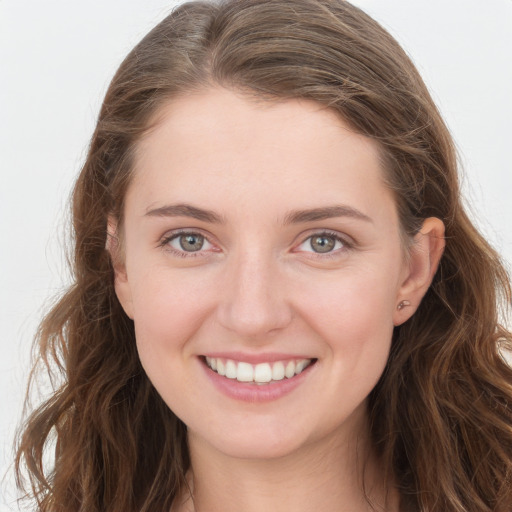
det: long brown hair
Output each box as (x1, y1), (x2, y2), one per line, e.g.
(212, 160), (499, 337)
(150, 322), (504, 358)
(15, 1), (512, 511)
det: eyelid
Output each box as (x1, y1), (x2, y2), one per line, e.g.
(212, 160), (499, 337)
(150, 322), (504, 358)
(158, 228), (220, 257)
(157, 227), (354, 258)
(293, 229), (354, 255)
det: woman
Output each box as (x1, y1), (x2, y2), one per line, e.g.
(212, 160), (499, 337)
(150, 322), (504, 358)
(15, 1), (512, 511)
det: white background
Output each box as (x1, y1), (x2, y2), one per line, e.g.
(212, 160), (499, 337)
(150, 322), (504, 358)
(1, 1), (511, 509)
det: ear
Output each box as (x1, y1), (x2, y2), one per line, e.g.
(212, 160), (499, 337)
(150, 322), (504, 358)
(106, 217), (134, 319)
(393, 217), (445, 326)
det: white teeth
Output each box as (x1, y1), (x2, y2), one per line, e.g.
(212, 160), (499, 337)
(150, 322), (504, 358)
(295, 360), (306, 374)
(272, 361), (285, 381)
(237, 362), (254, 382)
(205, 357), (313, 383)
(285, 361), (295, 379)
(254, 363), (272, 383)
(217, 359), (226, 376)
(225, 360), (237, 379)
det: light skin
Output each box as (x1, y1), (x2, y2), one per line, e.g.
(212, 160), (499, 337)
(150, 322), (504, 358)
(111, 87), (445, 512)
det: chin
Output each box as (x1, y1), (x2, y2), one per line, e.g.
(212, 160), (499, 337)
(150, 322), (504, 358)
(207, 438), (307, 461)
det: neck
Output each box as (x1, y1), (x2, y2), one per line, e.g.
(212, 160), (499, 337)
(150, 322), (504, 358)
(178, 418), (398, 512)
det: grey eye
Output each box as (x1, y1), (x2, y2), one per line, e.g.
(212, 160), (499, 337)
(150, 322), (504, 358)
(310, 235), (336, 253)
(178, 233), (205, 252)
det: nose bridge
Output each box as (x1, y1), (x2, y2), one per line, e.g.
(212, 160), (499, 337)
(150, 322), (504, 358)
(217, 244), (292, 338)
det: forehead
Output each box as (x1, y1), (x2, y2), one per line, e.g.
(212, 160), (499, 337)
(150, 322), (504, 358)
(128, 87), (394, 223)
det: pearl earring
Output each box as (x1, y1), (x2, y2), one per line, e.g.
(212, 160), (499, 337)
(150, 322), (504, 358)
(397, 300), (411, 310)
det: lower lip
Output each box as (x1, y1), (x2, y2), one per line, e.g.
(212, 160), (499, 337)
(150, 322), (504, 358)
(200, 358), (315, 403)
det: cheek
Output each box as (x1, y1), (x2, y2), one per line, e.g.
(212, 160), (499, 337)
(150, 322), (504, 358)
(294, 265), (399, 371)
(130, 271), (211, 367)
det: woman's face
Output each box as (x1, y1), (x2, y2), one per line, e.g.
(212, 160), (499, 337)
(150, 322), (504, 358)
(114, 88), (424, 460)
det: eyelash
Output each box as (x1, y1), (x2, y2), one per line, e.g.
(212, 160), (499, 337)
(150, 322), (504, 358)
(294, 230), (352, 258)
(158, 229), (353, 258)
(158, 229), (215, 258)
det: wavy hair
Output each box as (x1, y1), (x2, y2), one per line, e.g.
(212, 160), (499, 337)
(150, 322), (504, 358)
(15, 1), (512, 511)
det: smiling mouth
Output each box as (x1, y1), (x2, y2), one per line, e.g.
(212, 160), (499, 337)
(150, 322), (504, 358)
(203, 356), (316, 385)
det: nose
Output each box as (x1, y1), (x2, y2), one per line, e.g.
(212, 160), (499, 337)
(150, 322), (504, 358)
(216, 249), (293, 339)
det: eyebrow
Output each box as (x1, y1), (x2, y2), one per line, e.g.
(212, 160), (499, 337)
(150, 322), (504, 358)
(144, 203), (225, 223)
(283, 205), (373, 225)
(144, 202), (372, 225)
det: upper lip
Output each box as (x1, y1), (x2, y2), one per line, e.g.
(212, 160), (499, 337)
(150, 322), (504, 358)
(201, 351), (315, 364)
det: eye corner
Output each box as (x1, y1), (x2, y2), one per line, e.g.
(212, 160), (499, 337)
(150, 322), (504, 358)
(292, 230), (354, 258)
(158, 229), (220, 258)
